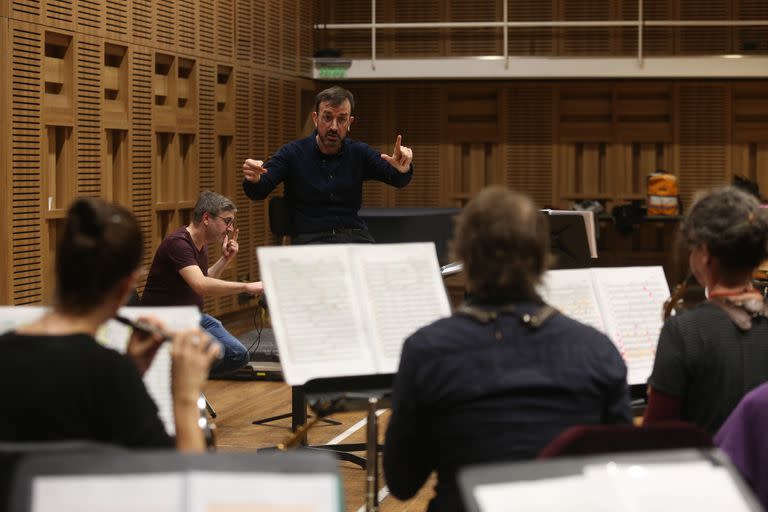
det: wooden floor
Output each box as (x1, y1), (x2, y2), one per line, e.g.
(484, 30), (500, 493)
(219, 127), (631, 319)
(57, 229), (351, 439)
(203, 378), (435, 512)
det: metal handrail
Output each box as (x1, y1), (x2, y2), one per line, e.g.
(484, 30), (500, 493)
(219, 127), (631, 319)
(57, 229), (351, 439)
(315, 0), (768, 70)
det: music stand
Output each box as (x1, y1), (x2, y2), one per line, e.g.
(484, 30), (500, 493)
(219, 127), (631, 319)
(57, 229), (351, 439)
(543, 213), (592, 269)
(304, 374), (394, 512)
(458, 449), (763, 512)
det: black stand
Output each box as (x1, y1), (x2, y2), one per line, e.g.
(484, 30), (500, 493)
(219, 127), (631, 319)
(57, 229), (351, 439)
(252, 386), (342, 430)
(302, 375), (392, 495)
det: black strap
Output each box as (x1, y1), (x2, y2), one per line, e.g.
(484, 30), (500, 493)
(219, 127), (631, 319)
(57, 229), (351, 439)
(455, 303), (558, 329)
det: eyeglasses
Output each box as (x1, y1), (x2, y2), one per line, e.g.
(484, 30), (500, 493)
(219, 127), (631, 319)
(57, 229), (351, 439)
(210, 213), (235, 227)
(319, 113), (350, 127)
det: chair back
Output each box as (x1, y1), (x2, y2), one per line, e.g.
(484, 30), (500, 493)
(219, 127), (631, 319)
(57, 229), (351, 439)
(268, 196), (294, 245)
(538, 421), (712, 459)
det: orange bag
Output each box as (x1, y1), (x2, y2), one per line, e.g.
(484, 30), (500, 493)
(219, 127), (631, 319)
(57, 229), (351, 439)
(647, 171), (679, 216)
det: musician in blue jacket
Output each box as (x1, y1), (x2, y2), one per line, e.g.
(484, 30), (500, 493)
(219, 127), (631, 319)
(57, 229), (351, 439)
(383, 186), (632, 512)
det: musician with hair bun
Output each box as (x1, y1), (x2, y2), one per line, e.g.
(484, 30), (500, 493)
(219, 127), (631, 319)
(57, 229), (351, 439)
(645, 185), (768, 433)
(383, 186), (631, 512)
(0, 197), (219, 451)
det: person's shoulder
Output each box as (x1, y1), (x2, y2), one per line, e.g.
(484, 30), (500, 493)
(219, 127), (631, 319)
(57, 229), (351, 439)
(403, 314), (480, 353)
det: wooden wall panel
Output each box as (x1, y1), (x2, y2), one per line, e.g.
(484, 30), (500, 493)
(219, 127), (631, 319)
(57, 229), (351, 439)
(198, 0), (214, 55)
(678, 0), (730, 55)
(178, 0), (196, 53)
(559, 0), (614, 56)
(10, 0), (41, 20)
(505, 85), (554, 207)
(75, 36), (102, 197)
(736, 0), (768, 55)
(104, 0), (128, 39)
(392, 0), (441, 57)
(508, 0), (553, 56)
(678, 84), (729, 209)
(131, 0), (151, 41)
(216, 0), (233, 59)
(317, 0), (381, 59)
(130, 49), (153, 280)
(280, 0), (298, 73)
(353, 84), (390, 208)
(236, 0), (252, 62)
(77, 0), (103, 35)
(447, 0), (501, 56)
(10, 21), (43, 304)
(0, 17), (9, 302)
(391, 85), (441, 207)
(153, 0), (176, 49)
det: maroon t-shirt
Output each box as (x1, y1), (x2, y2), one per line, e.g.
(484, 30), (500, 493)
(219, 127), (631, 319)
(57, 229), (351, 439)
(141, 226), (207, 311)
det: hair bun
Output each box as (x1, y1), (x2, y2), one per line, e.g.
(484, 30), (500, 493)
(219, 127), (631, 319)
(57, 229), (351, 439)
(69, 198), (105, 238)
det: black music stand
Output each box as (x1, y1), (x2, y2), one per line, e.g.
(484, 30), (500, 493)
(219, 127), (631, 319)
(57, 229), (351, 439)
(543, 212), (592, 269)
(303, 374), (394, 512)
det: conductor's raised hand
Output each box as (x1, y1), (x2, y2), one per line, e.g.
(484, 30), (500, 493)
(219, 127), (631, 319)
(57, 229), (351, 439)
(222, 228), (239, 260)
(380, 135), (413, 173)
(243, 159), (267, 183)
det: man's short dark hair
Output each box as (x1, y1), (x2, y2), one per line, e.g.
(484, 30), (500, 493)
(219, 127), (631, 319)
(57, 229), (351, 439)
(452, 186), (550, 302)
(314, 85), (354, 113)
(192, 191), (236, 224)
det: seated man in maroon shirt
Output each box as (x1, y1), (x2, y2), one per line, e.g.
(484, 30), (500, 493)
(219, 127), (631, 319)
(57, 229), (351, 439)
(142, 191), (263, 377)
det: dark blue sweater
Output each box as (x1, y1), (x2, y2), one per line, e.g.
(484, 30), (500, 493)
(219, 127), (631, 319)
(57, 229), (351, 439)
(242, 133), (413, 234)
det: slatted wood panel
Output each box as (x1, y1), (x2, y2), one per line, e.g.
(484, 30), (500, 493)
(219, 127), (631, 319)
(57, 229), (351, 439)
(131, 0), (151, 41)
(77, 0), (103, 34)
(619, 0), (674, 56)
(559, 0), (614, 55)
(319, 0), (382, 58)
(505, 85), (554, 207)
(353, 84), (390, 208)
(508, 0), (553, 56)
(178, 0), (196, 53)
(105, 0), (128, 38)
(678, 0), (729, 55)
(235, 0), (252, 62)
(678, 84), (729, 208)
(10, 22), (43, 304)
(45, 0), (73, 27)
(392, 0), (441, 57)
(234, 69), (259, 282)
(130, 49), (154, 278)
(298, 0), (314, 75)
(391, 86), (441, 207)
(280, 0), (298, 73)
(198, 0), (214, 55)
(615, 83), (673, 142)
(448, 0), (501, 56)
(265, 1), (280, 69)
(558, 85), (613, 142)
(732, 143), (768, 195)
(75, 36), (102, 196)
(736, 0), (768, 55)
(732, 84), (768, 143)
(0, 18), (8, 302)
(11, 0), (41, 19)
(153, 0), (175, 48)
(216, 0), (234, 59)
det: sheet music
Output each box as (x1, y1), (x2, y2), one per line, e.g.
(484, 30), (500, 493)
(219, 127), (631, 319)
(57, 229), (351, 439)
(539, 266), (669, 385)
(186, 472), (339, 512)
(100, 306), (201, 435)
(591, 267), (669, 386)
(0, 306), (46, 334)
(258, 245), (376, 385)
(473, 461), (752, 512)
(539, 270), (606, 333)
(32, 474), (183, 512)
(257, 243), (451, 385)
(353, 243), (451, 372)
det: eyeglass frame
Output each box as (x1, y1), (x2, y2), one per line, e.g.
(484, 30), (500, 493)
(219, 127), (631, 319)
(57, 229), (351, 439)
(209, 212), (235, 227)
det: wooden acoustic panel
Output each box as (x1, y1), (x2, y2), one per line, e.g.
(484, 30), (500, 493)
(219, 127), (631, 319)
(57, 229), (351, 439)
(10, 21), (43, 304)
